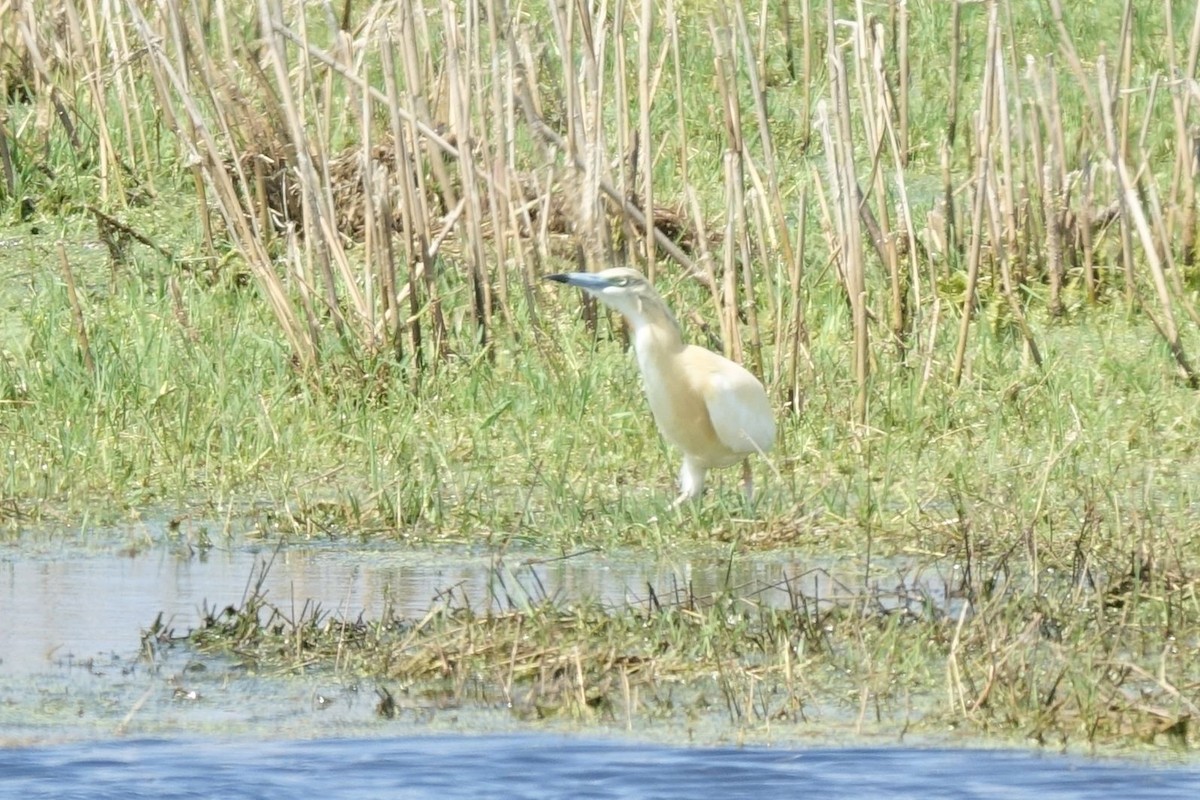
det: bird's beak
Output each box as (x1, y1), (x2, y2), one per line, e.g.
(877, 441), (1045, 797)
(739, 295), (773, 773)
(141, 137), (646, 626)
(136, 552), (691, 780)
(544, 272), (612, 292)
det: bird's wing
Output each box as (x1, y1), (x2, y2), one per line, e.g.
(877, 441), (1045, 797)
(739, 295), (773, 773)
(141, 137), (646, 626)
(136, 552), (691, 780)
(702, 364), (776, 455)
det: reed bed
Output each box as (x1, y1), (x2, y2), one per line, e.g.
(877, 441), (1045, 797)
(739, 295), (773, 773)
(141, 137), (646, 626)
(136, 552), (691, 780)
(161, 547), (1198, 749)
(6, 0), (1199, 399)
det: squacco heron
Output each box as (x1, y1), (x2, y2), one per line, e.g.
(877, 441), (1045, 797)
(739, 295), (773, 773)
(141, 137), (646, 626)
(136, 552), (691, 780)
(546, 267), (775, 506)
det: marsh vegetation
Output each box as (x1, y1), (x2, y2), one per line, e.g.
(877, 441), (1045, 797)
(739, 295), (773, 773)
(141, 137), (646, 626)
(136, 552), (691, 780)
(2, 0), (1199, 751)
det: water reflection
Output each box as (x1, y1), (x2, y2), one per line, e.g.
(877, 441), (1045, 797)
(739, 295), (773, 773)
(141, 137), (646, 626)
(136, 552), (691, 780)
(1, 532), (952, 676)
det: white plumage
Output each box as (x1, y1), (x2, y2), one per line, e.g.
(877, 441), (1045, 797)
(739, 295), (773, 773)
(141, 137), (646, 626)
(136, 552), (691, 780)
(546, 267), (776, 506)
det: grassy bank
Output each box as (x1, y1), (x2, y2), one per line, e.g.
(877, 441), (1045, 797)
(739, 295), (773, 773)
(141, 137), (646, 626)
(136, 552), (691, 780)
(4, 217), (1196, 556)
(2, 0), (1199, 749)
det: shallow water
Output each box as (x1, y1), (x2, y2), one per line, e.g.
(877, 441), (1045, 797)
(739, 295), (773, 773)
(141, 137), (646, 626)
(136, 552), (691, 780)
(2, 734), (1198, 799)
(1, 520), (1194, 795)
(0, 521), (954, 742)
(0, 528), (948, 677)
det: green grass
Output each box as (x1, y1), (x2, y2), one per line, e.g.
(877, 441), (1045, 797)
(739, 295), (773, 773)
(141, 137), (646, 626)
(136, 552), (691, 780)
(2, 211), (1197, 557)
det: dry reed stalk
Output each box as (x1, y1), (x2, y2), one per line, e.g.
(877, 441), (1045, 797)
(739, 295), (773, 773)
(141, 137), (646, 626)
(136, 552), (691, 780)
(440, 0), (491, 349)
(781, 0), (795, 81)
(1078, 160), (1098, 304)
(15, 7), (82, 153)
(1045, 0), (1097, 118)
(477, 0), (514, 333)
(665, 0), (689, 191)
(567, 0), (615, 274)
(1028, 58), (1064, 316)
(991, 24), (1022, 289)
(381, 33), (425, 370)
(358, 85), (397, 362)
(946, 0), (962, 150)
(862, 14), (905, 351)
(1135, 89), (1200, 331)
(1144, 161), (1200, 329)
(685, 185), (729, 352)
(939, 141), (954, 279)
(266, 0), (364, 347)
(1042, 159), (1065, 318)
(68, 0), (121, 204)
(392, 7), (449, 364)
(376, 38), (415, 367)
(101, 0), (152, 193)
(1097, 57), (1199, 388)
(722, 155), (744, 366)
(637, 0), (655, 279)
(127, 0), (316, 368)
(1171, 1), (1200, 265)
(851, 2), (879, 156)
(896, 0), (909, 165)
(715, 9), (763, 371)
(735, 1), (794, 274)
(58, 242), (95, 378)
(712, 16), (747, 364)
(785, 184), (811, 415)
(800, 0), (813, 152)
(612, 0), (635, 271)
(512, 62), (699, 278)
(942, 1), (962, 260)
(824, 0), (869, 424)
(879, 82), (920, 342)
(1090, 64), (1137, 307)
(1117, 0), (1134, 157)
(952, 0), (999, 387)
(916, 295), (940, 405)
(986, 153), (1043, 369)
(0, 107), (12, 197)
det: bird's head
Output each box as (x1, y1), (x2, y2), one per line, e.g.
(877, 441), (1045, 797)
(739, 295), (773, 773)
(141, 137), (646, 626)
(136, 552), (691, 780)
(544, 267), (662, 322)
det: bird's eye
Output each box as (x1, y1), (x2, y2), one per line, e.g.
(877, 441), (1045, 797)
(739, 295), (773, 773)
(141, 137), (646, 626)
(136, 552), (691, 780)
(613, 277), (628, 287)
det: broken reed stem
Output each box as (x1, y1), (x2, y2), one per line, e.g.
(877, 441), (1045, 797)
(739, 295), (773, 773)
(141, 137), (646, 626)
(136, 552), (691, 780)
(1042, 157), (1065, 318)
(58, 242), (96, 378)
(1097, 56), (1199, 388)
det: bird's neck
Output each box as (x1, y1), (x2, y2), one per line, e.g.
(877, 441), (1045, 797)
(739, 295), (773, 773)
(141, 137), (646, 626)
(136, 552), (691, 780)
(626, 301), (685, 364)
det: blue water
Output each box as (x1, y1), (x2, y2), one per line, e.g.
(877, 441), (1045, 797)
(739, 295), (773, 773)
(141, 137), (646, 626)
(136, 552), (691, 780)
(0, 735), (1197, 799)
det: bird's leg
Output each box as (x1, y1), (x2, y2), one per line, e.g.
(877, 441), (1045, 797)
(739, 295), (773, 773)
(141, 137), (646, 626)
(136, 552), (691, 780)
(741, 459), (754, 503)
(672, 457), (707, 508)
